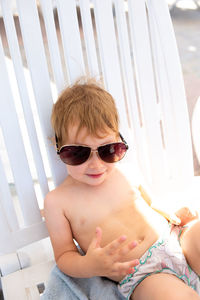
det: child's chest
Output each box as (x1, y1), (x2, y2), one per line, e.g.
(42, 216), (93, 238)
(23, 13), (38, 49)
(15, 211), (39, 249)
(66, 184), (139, 237)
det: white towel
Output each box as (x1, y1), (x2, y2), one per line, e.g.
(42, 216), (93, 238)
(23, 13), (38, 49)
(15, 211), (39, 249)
(41, 265), (126, 300)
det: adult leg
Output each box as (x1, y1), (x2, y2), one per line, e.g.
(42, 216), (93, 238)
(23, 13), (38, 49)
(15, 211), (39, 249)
(131, 273), (200, 300)
(180, 220), (200, 275)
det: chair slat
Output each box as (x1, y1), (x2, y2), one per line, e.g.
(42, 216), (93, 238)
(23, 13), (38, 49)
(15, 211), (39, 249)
(0, 219), (48, 253)
(1, 0), (49, 198)
(93, 0), (129, 135)
(147, 0), (194, 179)
(13, 221), (49, 254)
(114, 0), (150, 176)
(128, 0), (166, 189)
(0, 199), (17, 253)
(56, 0), (86, 83)
(0, 37), (41, 226)
(147, 2), (179, 180)
(79, 0), (99, 77)
(16, 0), (67, 187)
(114, 0), (138, 129)
(40, 0), (65, 93)
(0, 157), (19, 231)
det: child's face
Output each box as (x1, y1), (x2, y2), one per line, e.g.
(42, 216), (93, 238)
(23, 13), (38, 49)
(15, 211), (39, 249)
(63, 125), (118, 186)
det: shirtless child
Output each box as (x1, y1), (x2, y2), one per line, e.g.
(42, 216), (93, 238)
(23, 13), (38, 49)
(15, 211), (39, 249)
(44, 79), (200, 300)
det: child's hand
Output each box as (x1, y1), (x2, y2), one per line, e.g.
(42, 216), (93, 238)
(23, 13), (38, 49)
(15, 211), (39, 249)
(85, 227), (139, 278)
(175, 207), (199, 226)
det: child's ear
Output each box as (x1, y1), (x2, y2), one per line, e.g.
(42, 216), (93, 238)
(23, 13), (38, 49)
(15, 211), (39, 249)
(48, 136), (56, 146)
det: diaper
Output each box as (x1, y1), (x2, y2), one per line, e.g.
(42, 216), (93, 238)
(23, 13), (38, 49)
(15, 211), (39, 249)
(118, 225), (200, 299)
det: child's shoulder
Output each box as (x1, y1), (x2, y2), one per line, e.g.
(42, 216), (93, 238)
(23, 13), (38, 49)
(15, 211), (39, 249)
(44, 176), (74, 206)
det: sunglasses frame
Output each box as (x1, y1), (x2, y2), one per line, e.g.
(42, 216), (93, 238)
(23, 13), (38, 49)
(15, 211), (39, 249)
(55, 133), (129, 165)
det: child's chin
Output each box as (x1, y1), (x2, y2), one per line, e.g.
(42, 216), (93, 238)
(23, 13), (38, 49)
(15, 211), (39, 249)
(85, 175), (106, 186)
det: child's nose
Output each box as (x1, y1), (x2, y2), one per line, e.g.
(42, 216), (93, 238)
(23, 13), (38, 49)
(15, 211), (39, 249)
(88, 151), (103, 167)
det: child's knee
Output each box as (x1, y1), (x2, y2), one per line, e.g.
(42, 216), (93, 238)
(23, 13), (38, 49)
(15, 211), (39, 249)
(182, 289), (200, 300)
(171, 289), (199, 300)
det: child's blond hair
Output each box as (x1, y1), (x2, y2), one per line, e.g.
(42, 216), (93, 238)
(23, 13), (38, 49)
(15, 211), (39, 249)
(51, 79), (119, 147)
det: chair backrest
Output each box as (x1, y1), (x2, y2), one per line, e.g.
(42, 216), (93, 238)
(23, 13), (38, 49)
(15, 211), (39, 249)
(0, 0), (194, 253)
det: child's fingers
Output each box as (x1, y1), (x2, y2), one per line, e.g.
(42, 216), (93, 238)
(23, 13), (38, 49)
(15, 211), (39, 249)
(90, 227), (102, 248)
(118, 241), (138, 257)
(95, 227), (102, 248)
(105, 235), (127, 255)
(169, 214), (181, 225)
(114, 259), (139, 276)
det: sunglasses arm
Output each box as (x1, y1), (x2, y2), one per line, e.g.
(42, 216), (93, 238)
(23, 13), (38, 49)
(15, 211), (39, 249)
(55, 134), (60, 154)
(119, 133), (129, 149)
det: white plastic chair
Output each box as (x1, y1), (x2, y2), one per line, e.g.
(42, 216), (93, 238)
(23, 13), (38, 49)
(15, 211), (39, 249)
(0, 0), (199, 299)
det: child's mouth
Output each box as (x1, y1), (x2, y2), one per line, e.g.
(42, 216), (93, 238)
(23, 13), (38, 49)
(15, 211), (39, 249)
(86, 173), (104, 178)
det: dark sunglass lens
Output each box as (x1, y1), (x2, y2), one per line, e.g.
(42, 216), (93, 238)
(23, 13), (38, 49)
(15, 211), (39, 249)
(98, 143), (127, 163)
(59, 146), (91, 165)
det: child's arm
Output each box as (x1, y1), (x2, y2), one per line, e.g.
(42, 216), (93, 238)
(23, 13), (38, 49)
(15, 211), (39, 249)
(138, 184), (198, 225)
(44, 193), (86, 276)
(44, 193), (138, 278)
(138, 184), (181, 225)
(118, 163), (179, 223)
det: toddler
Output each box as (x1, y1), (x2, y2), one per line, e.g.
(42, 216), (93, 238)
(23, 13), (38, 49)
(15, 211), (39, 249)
(45, 79), (200, 300)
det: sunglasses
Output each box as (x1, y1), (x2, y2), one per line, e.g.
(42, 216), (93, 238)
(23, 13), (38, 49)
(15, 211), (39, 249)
(55, 133), (128, 165)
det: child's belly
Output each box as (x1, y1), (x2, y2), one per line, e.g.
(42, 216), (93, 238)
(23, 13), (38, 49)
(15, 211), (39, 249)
(98, 200), (169, 282)
(105, 220), (168, 282)
(74, 196), (169, 282)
